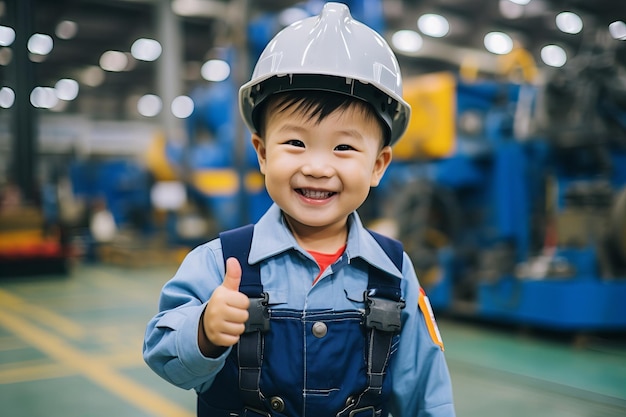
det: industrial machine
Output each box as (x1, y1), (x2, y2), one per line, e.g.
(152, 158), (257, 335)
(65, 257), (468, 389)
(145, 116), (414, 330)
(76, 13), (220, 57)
(0, 192), (71, 277)
(380, 59), (626, 331)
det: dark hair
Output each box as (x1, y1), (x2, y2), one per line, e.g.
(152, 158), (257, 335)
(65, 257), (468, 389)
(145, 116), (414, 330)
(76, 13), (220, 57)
(254, 90), (388, 144)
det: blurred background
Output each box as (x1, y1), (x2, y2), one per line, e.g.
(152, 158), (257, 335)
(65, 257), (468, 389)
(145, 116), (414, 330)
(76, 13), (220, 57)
(0, 0), (625, 416)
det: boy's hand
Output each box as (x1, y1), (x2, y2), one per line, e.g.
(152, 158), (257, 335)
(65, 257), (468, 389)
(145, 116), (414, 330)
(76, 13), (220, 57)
(199, 257), (250, 355)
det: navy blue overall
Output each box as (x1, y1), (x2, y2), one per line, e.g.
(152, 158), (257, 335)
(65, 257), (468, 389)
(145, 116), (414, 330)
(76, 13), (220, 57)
(197, 225), (405, 417)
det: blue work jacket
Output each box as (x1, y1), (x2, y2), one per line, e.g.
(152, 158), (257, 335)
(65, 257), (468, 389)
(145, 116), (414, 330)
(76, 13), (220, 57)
(143, 203), (455, 417)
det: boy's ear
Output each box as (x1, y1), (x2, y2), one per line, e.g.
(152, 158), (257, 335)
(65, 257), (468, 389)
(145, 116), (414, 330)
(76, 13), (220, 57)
(370, 145), (393, 187)
(251, 133), (267, 174)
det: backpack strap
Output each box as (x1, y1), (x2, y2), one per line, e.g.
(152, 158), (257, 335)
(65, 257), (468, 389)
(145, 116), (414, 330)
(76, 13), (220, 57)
(219, 224), (270, 415)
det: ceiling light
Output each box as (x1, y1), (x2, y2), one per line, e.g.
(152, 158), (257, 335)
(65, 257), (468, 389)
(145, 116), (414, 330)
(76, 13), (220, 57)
(151, 181), (186, 210)
(499, 0), (524, 19)
(80, 66), (105, 87)
(556, 12), (583, 34)
(123, 53), (137, 71)
(171, 95), (194, 118)
(131, 38), (162, 61)
(201, 59), (230, 82)
(0, 25), (15, 46)
(0, 86), (15, 108)
(541, 44), (567, 67)
(29, 53), (47, 63)
(55, 20), (78, 40)
(391, 30), (423, 53)
(55, 78), (79, 101)
(172, 0), (227, 17)
(417, 14), (449, 38)
(27, 33), (53, 55)
(137, 94), (162, 117)
(0, 47), (11, 65)
(278, 7), (309, 27)
(50, 100), (68, 112)
(609, 21), (626, 40)
(30, 86), (59, 109)
(484, 32), (513, 55)
(509, 0), (531, 5)
(99, 50), (128, 72)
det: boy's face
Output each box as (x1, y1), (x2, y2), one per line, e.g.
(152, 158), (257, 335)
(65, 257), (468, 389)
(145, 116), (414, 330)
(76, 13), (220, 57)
(251, 100), (392, 236)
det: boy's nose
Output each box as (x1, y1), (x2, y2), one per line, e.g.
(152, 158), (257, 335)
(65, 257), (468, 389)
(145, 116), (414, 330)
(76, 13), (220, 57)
(301, 154), (335, 178)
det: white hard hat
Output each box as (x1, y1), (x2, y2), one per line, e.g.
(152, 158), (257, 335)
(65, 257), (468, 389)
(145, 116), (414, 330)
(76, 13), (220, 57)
(239, 2), (411, 145)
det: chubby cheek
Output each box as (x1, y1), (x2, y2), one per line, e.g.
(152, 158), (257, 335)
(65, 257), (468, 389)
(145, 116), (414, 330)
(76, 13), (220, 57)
(263, 158), (293, 191)
(357, 159), (383, 187)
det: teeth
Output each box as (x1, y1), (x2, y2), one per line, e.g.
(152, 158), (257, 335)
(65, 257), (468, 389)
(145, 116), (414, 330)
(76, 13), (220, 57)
(300, 189), (333, 199)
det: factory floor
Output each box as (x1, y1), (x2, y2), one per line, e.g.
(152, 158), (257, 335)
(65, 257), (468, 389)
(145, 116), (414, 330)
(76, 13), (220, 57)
(1, 261), (625, 417)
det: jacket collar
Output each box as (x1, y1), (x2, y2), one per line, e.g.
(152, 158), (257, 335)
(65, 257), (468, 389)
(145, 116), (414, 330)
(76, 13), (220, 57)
(249, 203), (402, 279)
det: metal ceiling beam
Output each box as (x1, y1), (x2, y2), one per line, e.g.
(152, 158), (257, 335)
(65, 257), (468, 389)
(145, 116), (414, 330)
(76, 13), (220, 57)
(7, 0), (37, 202)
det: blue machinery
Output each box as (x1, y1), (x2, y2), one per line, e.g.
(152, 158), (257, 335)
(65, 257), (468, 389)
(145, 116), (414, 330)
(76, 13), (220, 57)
(382, 70), (626, 331)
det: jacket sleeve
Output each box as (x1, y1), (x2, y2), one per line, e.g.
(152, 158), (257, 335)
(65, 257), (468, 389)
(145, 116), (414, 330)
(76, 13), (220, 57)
(389, 252), (456, 417)
(142, 240), (231, 392)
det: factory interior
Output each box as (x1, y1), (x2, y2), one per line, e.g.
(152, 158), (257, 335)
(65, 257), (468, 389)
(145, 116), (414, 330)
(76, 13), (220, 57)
(1, 0), (626, 416)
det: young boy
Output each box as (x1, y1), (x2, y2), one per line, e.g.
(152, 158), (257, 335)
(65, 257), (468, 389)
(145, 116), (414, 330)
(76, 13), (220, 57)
(143, 3), (455, 416)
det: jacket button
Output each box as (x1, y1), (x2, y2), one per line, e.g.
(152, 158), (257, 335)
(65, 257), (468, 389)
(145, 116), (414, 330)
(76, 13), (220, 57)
(270, 396), (285, 412)
(312, 321), (327, 338)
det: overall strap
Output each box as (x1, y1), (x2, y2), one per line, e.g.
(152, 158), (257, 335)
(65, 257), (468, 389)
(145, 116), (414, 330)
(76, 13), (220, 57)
(341, 231), (405, 417)
(220, 224), (262, 297)
(368, 230), (403, 272)
(367, 230), (403, 301)
(219, 225), (270, 416)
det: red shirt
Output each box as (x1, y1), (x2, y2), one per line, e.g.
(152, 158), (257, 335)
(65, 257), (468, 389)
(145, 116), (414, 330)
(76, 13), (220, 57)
(308, 245), (346, 285)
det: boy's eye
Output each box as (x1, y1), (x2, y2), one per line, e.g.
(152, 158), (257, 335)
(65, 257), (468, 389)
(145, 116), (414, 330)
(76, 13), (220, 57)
(335, 144), (355, 151)
(285, 139), (305, 147)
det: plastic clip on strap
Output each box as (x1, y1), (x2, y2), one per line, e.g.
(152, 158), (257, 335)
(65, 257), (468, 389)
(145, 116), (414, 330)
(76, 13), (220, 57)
(364, 293), (405, 333)
(246, 292), (270, 333)
(363, 291), (405, 393)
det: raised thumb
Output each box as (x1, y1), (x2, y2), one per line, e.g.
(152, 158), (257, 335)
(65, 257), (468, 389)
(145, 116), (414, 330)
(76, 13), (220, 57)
(222, 257), (242, 291)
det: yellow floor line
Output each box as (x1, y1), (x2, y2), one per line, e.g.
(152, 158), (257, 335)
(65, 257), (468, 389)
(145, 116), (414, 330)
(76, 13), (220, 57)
(88, 268), (169, 302)
(0, 349), (146, 384)
(0, 308), (194, 417)
(0, 361), (76, 384)
(0, 335), (27, 351)
(0, 289), (85, 340)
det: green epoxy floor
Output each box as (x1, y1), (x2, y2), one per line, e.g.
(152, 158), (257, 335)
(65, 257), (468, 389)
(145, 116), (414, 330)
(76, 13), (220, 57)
(1, 263), (625, 417)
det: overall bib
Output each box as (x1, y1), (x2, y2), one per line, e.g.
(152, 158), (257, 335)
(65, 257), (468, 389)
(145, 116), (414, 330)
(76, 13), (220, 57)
(197, 225), (405, 417)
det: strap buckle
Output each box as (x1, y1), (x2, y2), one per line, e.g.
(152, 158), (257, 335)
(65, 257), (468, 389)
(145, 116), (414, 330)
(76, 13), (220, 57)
(364, 292), (405, 333)
(245, 292), (270, 333)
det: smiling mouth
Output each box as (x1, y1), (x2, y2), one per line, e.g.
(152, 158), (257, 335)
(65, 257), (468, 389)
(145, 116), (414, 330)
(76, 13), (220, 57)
(296, 188), (335, 199)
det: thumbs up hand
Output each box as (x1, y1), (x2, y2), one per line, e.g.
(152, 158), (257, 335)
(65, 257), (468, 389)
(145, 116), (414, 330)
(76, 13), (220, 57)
(200, 257), (250, 354)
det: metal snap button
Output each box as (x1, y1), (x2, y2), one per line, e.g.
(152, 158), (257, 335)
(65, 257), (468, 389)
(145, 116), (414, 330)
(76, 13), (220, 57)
(312, 321), (328, 338)
(270, 396), (285, 412)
